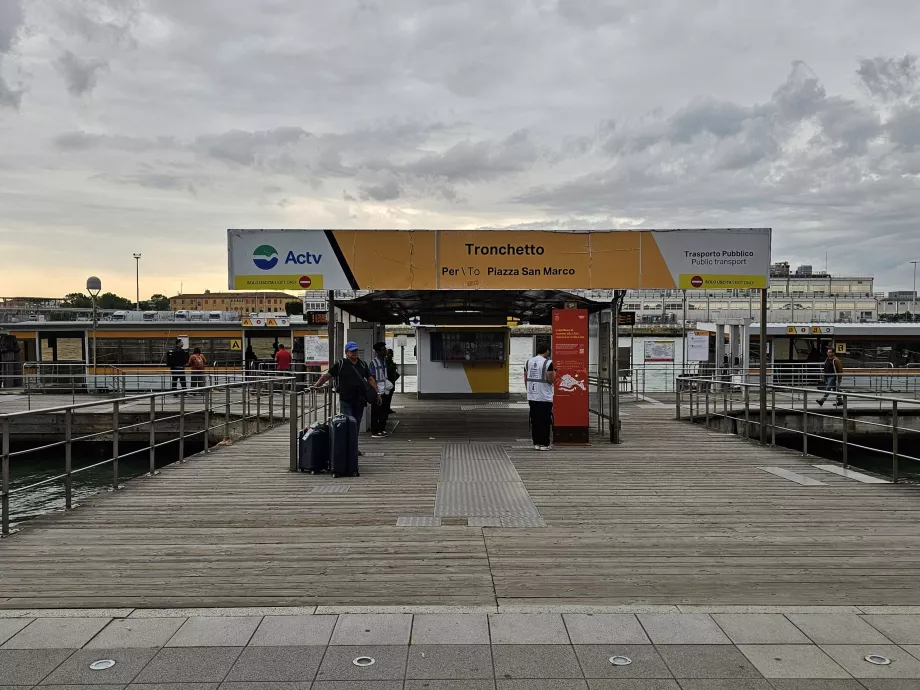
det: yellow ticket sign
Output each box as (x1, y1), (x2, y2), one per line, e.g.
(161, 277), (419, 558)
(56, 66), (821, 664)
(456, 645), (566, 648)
(230, 340), (242, 351)
(836, 343), (847, 354)
(228, 228), (771, 290)
(241, 318), (252, 327)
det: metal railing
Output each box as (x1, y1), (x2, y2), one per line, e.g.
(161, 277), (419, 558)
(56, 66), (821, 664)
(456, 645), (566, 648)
(676, 374), (920, 483)
(0, 375), (337, 536)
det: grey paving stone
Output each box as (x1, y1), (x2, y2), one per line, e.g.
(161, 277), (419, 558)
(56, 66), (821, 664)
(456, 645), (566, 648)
(127, 685), (219, 690)
(768, 681), (867, 689)
(220, 681), (311, 690)
(821, 644), (920, 679)
(126, 684), (219, 690)
(87, 618), (187, 649)
(0, 648), (75, 685)
(901, 644), (920, 661)
(711, 614), (811, 644)
(411, 614), (490, 644)
(586, 682), (677, 690)
(315, 646), (408, 681)
(786, 614), (892, 645)
(41, 685), (128, 690)
(862, 616), (920, 644)
(492, 645), (583, 679)
(133, 647), (243, 684)
(736, 645), (850, 679)
(249, 615), (337, 646)
(406, 644), (493, 679)
(223, 645), (325, 682)
(490, 615), (570, 644)
(330, 615), (412, 646)
(1, 617), (109, 649)
(41, 648), (157, 685)
(859, 680), (920, 689)
(655, 645), (762, 679)
(636, 615), (730, 645)
(312, 680), (403, 690)
(563, 615), (650, 645)
(0, 619), (32, 646)
(675, 681), (773, 690)
(573, 644), (672, 679)
(165, 617), (261, 648)
(499, 682), (588, 690)
(406, 681), (495, 690)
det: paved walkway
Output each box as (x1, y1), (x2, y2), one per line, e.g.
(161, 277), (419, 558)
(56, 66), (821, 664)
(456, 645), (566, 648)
(3, 398), (920, 610)
(3, 608), (920, 687)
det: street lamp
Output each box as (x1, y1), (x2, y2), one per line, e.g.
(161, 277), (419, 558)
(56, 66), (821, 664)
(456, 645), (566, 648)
(86, 276), (102, 370)
(133, 253), (142, 311)
(911, 261), (918, 322)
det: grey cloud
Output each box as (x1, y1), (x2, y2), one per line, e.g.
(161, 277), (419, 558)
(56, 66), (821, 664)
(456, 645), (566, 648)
(54, 0), (140, 47)
(668, 98), (755, 143)
(55, 51), (108, 97)
(858, 55), (918, 100)
(555, 0), (628, 28)
(195, 127), (312, 166)
(94, 172), (198, 194)
(53, 131), (177, 151)
(887, 105), (920, 151)
(0, 0), (24, 109)
(398, 129), (541, 182)
(359, 178), (401, 201)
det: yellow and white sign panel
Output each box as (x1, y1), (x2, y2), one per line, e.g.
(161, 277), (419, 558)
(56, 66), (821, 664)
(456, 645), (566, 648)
(228, 228), (771, 290)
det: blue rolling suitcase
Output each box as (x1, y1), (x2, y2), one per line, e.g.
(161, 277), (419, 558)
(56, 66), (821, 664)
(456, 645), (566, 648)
(299, 424), (329, 474)
(329, 414), (360, 478)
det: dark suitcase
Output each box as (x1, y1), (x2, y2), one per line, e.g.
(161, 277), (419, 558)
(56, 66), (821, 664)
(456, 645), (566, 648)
(299, 424), (329, 474)
(329, 414), (360, 478)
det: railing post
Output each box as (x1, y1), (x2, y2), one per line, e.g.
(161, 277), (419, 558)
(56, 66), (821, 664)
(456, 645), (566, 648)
(112, 400), (120, 490)
(256, 381), (262, 433)
(705, 388), (710, 429)
(149, 396), (156, 475)
(281, 380), (287, 421)
(770, 388), (776, 446)
(289, 383), (298, 473)
(688, 386), (694, 423)
(65, 408), (73, 509)
(2, 418), (10, 536)
(744, 385), (750, 440)
(842, 394), (848, 471)
(802, 390), (808, 456)
(204, 388), (210, 454)
(268, 379), (275, 428)
(224, 383), (231, 441)
(179, 391), (186, 462)
(675, 379), (681, 421)
(242, 382), (249, 437)
(892, 400), (899, 484)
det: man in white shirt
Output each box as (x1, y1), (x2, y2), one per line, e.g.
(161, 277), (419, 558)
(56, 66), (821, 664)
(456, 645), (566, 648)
(524, 344), (556, 451)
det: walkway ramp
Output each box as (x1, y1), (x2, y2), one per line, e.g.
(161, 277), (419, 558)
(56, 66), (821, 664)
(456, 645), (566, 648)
(2, 399), (920, 609)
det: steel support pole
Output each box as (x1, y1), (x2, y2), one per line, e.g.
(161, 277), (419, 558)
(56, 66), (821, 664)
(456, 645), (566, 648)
(112, 401), (120, 490)
(65, 408), (73, 509)
(149, 396), (156, 474)
(892, 400), (899, 483)
(1, 419), (8, 535)
(204, 389), (210, 454)
(759, 288), (768, 445)
(610, 295), (622, 443)
(179, 392), (186, 461)
(842, 395), (848, 470)
(290, 384), (299, 472)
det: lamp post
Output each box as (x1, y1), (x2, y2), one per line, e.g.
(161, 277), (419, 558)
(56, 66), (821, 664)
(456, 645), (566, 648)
(86, 276), (102, 371)
(911, 261), (918, 322)
(133, 253), (142, 311)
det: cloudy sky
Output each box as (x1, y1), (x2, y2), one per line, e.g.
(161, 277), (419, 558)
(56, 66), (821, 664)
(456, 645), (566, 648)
(1, 0), (920, 298)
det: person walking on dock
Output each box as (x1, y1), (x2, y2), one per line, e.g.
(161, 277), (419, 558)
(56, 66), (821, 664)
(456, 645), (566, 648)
(166, 339), (189, 395)
(817, 347), (844, 407)
(369, 342), (393, 438)
(313, 341), (380, 453)
(274, 343), (292, 372)
(188, 347), (207, 390)
(525, 343), (555, 450)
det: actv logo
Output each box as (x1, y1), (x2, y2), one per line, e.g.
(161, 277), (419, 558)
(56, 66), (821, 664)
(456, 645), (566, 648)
(252, 245), (278, 270)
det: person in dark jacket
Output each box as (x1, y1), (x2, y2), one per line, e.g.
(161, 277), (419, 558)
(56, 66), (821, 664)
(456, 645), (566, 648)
(384, 348), (399, 414)
(166, 339), (189, 394)
(817, 347), (844, 406)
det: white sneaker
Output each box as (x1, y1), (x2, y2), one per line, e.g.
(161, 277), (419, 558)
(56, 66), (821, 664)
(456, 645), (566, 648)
(537, 445), (550, 451)
(533, 444), (541, 450)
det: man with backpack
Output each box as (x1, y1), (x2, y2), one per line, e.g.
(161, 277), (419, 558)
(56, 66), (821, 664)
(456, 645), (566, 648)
(166, 339), (189, 395)
(313, 341), (380, 447)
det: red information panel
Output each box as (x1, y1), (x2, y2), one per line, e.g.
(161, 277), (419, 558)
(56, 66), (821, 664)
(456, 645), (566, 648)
(552, 308), (589, 443)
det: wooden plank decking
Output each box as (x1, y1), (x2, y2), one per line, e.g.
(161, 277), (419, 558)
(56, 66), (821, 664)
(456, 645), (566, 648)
(2, 397), (920, 608)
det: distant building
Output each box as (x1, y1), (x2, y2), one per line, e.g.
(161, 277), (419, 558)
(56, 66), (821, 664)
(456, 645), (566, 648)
(170, 290), (294, 313)
(794, 264), (813, 277)
(888, 291), (917, 301)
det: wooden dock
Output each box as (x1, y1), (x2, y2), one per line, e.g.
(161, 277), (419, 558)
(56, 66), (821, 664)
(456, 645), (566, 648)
(2, 397), (920, 609)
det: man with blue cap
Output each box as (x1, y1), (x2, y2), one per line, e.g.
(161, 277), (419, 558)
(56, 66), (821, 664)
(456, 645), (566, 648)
(314, 341), (380, 446)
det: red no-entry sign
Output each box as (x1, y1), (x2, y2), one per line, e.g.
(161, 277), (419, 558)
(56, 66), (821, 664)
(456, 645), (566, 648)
(299, 276), (312, 288)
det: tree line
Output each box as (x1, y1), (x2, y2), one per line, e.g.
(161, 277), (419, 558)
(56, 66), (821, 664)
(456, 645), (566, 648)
(62, 293), (170, 311)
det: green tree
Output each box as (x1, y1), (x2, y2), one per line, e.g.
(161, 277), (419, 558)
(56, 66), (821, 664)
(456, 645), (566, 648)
(285, 300), (304, 316)
(148, 294), (170, 310)
(98, 292), (133, 310)
(62, 292), (92, 308)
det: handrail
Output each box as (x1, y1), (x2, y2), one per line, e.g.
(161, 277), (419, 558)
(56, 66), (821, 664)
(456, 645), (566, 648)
(0, 375), (333, 536)
(676, 373), (920, 483)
